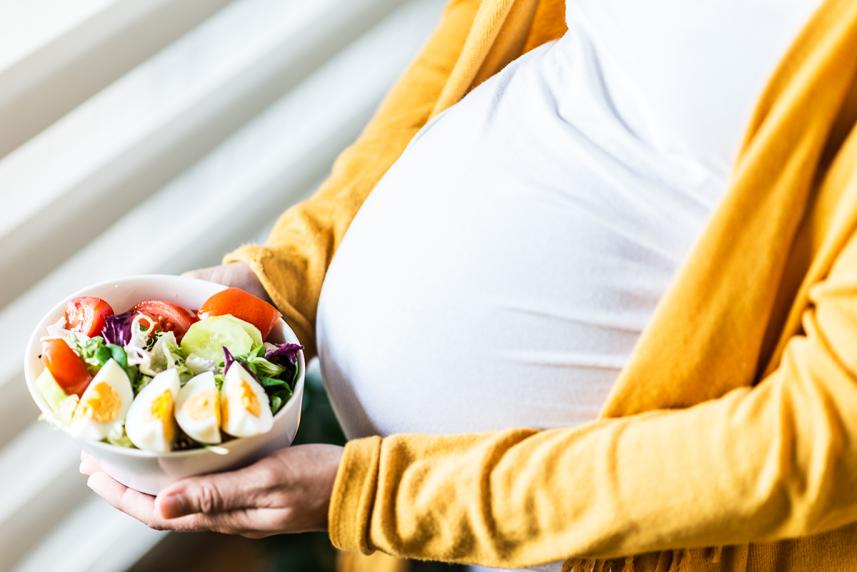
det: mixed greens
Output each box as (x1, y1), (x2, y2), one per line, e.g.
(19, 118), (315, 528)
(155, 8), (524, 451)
(36, 289), (301, 452)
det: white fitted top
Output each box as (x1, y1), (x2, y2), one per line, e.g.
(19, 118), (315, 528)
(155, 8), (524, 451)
(316, 3), (819, 568)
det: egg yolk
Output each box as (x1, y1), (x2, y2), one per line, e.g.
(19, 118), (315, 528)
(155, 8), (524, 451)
(149, 390), (175, 443)
(80, 382), (122, 423)
(240, 380), (261, 417)
(186, 389), (220, 424)
(221, 380), (261, 427)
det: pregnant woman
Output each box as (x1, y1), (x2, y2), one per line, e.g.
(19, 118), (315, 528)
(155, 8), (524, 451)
(83, 0), (857, 570)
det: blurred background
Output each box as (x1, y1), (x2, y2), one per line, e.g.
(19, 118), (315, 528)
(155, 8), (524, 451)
(0, 1), (447, 570)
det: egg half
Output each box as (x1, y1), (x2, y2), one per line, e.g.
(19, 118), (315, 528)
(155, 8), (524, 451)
(175, 371), (221, 445)
(125, 368), (180, 452)
(68, 359), (133, 441)
(221, 363), (273, 438)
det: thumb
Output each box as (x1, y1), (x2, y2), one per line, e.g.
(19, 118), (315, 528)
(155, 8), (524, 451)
(156, 465), (269, 519)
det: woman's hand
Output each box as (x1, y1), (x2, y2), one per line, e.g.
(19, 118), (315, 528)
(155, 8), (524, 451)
(80, 444), (343, 537)
(183, 261), (271, 303)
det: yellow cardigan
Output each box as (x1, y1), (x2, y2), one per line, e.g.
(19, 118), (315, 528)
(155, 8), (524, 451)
(226, 0), (857, 570)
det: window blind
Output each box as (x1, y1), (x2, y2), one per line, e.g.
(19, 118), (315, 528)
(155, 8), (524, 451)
(0, 1), (444, 569)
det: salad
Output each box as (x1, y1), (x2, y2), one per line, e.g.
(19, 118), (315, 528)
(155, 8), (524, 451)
(34, 288), (302, 453)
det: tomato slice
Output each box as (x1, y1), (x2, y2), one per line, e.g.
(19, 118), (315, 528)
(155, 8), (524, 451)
(131, 300), (197, 340)
(65, 297), (114, 337)
(42, 339), (92, 396)
(198, 287), (281, 340)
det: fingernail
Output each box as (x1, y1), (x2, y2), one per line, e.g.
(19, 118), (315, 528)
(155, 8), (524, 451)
(158, 492), (190, 519)
(86, 474), (103, 492)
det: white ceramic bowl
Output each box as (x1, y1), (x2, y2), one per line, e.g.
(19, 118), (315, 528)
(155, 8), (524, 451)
(24, 275), (304, 495)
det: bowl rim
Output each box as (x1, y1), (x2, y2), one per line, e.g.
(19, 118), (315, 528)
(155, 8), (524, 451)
(23, 274), (306, 459)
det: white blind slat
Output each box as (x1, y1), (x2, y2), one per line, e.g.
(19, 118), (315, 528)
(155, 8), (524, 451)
(12, 498), (164, 572)
(0, 0), (234, 158)
(0, 0), (113, 70)
(0, 424), (85, 569)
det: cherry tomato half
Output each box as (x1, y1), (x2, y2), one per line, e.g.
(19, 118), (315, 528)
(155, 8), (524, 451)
(65, 297), (114, 338)
(42, 339), (92, 396)
(131, 300), (197, 340)
(198, 287), (281, 340)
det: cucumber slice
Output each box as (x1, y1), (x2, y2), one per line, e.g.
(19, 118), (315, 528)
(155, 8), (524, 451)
(34, 368), (68, 413)
(180, 315), (262, 363)
(229, 315), (263, 348)
(54, 395), (80, 426)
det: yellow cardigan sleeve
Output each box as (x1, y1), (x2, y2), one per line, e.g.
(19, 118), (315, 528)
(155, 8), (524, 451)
(329, 218), (857, 567)
(224, 0), (482, 359)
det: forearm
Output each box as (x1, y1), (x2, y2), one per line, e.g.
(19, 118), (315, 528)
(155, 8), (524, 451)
(329, 294), (857, 567)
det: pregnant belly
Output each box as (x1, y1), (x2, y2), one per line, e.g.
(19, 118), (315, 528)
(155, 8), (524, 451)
(315, 39), (719, 440)
(315, 146), (703, 439)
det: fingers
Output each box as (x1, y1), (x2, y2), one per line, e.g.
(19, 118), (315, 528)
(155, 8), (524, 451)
(155, 460), (276, 519)
(181, 262), (270, 301)
(86, 471), (244, 533)
(87, 472), (157, 524)
(182, 265), (228, 284)
(82, 449), (297, 536)
(79, 451), (100, 476)
(181, 263), (235, 284)
(181, 268), (210, 280)
(81, 452), (276, 531)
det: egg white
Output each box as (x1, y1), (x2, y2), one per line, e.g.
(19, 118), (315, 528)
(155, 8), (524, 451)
(68, 359), (133, 441)
(175, 371), (222, 445)
(125, 368), (180, 452)
(221, 363), (273, 438)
